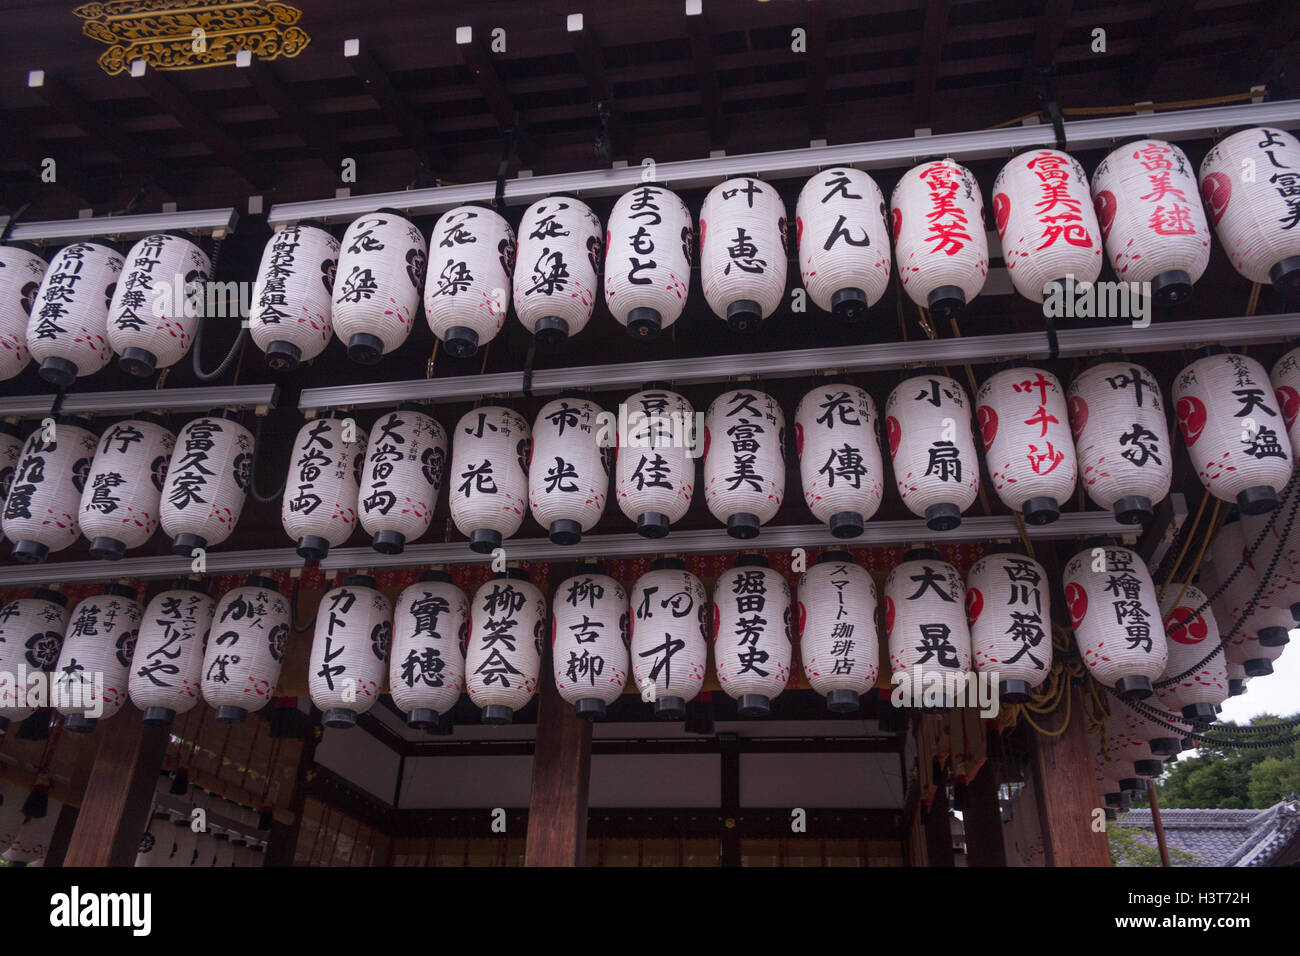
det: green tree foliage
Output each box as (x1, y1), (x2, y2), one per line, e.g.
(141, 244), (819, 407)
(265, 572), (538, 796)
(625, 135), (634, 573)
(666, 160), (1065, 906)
(1152, 713), (1299, 810)
(1108, 825), (1202, 866)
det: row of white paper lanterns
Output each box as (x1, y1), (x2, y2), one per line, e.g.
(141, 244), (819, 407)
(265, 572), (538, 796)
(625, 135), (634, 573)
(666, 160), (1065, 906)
(3, 343), (1296, 566)
(3, 128), (1297, 388)
(0, 780), (61, 865)
(133, 810), (266, 868)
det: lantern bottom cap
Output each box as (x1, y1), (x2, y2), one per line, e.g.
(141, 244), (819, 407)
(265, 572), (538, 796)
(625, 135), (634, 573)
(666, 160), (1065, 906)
(726, 512), (761, 539)
(1229, 678), (1247, 696)
(296, 535), (331, 561)
(372, 529), (407, 555)
(1269, 255), (1300, 295)
(89, 536), (127, 561)
(548, 519), (583, 546)
(1113, 494), (1154, 526)
(468, 528), (502, 554)
(924, 502), (962, 532)
(1258, 626), (1290, 648)
(725, 299), (762, 333)
(1133, 759), (1163, 777)
(65, 714), (97, 734)
(1291, 600), (1300, 623)
(649, 556), (685, 572)
(1150, 736), (1181, 757)
(636, 512), (671, 538)
(142, 706), (176, 726)
(1244, 658), (1274, 677)
(831, 287), (868, 323)
(825, 689), (859, 713)
(999, 679), (1032, 703)
(926, 285), (965, 319)
(1021, 496), (1060, 526)
(170, 532), (207, 557)
(1182, 702), (1218, 724)
(828, 511), (865, 538)
(903, 546), (940, 562)
(1236, 485), (1279, 515)
(1105, 792), (1124, 808)
(407, 708), (439, 729)
(575, 698), (607, 721)
(322, 707), (357, 729)
(627, 307), (662, 340)
(480, 704), (513, 725)
(1119, 778), (1142, 792)
(9, 539), (49, 564)
(1113, 675), (1154, 699)
(215, 705), (248, 724)
(346, 332), (384, 366)
(654, 696), (686, 721)
(737, 693), (771, 717)
(118, 347), (157, 378)
(534, 316), (570, 348)
(264, 340), (302, 372)
(431, 324), (478, 359)
(0, 716), (8, 734)
(1150, 269), (1193, 307)
(37, 356), (78, 389)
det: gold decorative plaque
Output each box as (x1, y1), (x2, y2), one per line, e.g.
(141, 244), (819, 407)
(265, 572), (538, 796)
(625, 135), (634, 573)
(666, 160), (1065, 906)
(75, 0), (310, 75)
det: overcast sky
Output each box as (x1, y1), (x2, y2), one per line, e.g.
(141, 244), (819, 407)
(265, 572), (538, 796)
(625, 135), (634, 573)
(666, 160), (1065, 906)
(1215, 628), (1300, 724)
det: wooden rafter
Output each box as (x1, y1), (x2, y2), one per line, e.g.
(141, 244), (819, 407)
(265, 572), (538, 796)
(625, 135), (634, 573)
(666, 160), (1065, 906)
(913, 0), (951, 129)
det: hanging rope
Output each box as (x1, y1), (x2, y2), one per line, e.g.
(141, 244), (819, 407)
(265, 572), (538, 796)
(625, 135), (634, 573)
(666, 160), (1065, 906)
(191, 234), (247, 382)
(291, 577), (318, 634)
(248, 413), (287, 504)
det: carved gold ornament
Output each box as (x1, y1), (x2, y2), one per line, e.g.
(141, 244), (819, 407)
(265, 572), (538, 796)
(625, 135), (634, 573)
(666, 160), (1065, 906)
(75, 0), (310, 75)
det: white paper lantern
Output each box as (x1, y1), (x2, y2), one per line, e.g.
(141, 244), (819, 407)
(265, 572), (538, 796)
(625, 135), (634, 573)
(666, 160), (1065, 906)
(890, 159), (988, 317)
(389, 570), (468, 727)
(449, 405), (529, 553)
(699, 177), (787, 332)
(166, 818), (198, 867)
(615, 386), (698, 537)
(1206, 519), (1294, 672)
(107, 231), (211, 377)
(159, 410), (254, 555)
(885, 550), (971, 707)
(527, 397), (608, 545)
(1156, 584), (1228, 725)
(1091, 139), (1211, 305)
(1196, 556), (1283, 682)
(1101, 708), (1164, 780)
(358, 404), (447, 554)
(308, 575), (392, 728)
(629, 558), (709, 720)
(465, 570), (545, 723)
(604, 185), (693, 338)
(0, 421), (24, 534)
(552, 566), (629, 719)
(966, 549), (1052, 701)
(1225, 654), (1248, 696)
(885, 375), (980, 530)
(1270, 345), (1300, 456)
(0, 781), (26, 853)
(1240, 476), (1300, 618)
(1067, 360), (1172, 525)
(54, 584), (142, 732)
(201, 575), (291, 723)
(0, 588), (67, 730)
(976, 366), (1077, 524)
(26, 240), (123, 387)
(795, 383), (883, 537)
(703, 388), (785, 538)
(128, 581), (216, 726)
(249, 222), (340, 371)
(797, 551), (879, 712)
(1063, 543), (1168, 697)
(424, 205), (515, 357)
(712, 555), (792, 716)
(795, 167), (891, 321)
(2, 416), (97, 563)
(0, 242), (47, 382)
(513, 197), (602, 346)
(992, 149), (1103, 303)
(1199, 126), (1300, 291)
(282, 411), (368, 560)
(135, 811), (173, 868)
(79, 415), (175, 560)
(3, 808), (58, 865)
(333, 209), (427, 364)
(1173, 349), (1294, 514)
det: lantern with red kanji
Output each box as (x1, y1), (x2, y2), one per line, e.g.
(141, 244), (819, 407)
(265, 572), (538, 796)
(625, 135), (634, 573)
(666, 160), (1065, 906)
(699, 177), (788, 333)
(1063, 541), (1169, 698)
(513, 197), (602, 347)
(552, 565), (629, 721)
(798, 550), (878, 712)
(890, 158), (988, 318)
(1156, 584), (1229, 726)
(886, 374), (980, 530)
(795, 167), (891, 321)
(966, 547), (1052, 702)
(630, 558), (709, 720)
(976, 366), (1077, 525)
(703, 388), (785, 539)
(885, 548), (971, 708)
(1173, 348), (1294, 514)
(465, 569), (546, 724)
(604, 185), (693, 339)
(1091, 138), (1211, 305)
(992, 148), (1103, 303)
(713, 554), (792, 717)
(1067, 359), (1172, 525)
(795, 382), (883, 537)
(1199, 126), (1300, 293)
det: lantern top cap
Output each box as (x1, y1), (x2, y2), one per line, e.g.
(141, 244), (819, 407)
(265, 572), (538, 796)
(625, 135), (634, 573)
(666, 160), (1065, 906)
(340, 574), (377, 590)
(321, 408), (350, 421)
(639, 380), (675, 393)
(167, 578), (209, 595)
(291, 219), (332, 232)
(499, 567), (530, 582)
(395, 401), (430, 414)
(126, 410), (170, 428)
(370, 207), (413, 221)
(418, 569), (453, 583)
(1083, 351), (1127, 369)
(733, 553), (770, 568)
(203, 407), (243, 423)
(0, 239), (44, 256)
(1077, 535), (1118, 553)
(986, 541), (1029, 557)
(101, 583), (137, 600)
(573, 562), (608, 576)
(54, 413), (95, 431)
(158, 228), (199, 243)
(242, 574), (280, 592)
(903, 547), (941, 562)
(32, 587), (67, 607)
(649, 557), (686, 572)
(817, 549), (854, 565)
(555, 389), (593, 402)
(0, 420), (21, 439)
(1211, 124), (1270, 146)
(1192, 344), (1231, 360)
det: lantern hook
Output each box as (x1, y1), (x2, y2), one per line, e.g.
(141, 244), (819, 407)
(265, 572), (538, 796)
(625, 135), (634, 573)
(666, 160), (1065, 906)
(1031, 66), (1067, 151)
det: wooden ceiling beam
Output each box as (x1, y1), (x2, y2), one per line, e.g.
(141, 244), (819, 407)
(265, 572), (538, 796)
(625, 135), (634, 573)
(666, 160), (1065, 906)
(687, 6), (726, 149)
(1130, 0), (1199, 95)
(1029, 0), (1075, 69)
(239, 59), (341, 173)
(912, 0), (951, 129)
(1241, 0), (1300, 87)
(567, 15), (631, 159)
(457, 28), (536, 166)
(806, 0), (828, 141)
(346, 43), (443, 174)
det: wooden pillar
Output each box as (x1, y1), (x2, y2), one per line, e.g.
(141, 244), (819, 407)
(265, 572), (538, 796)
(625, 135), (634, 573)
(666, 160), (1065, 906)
(964, 738), (1007, 866)
(266, 704), (320, 867)
(720, 736), (741, 867)
(924, 782), (955, 867)
(524, 646), (591, 867)
(43, 804), (79, 868)
(1028, 683), (1111, 867)
(63, 708), (168, 867)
